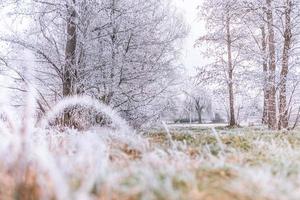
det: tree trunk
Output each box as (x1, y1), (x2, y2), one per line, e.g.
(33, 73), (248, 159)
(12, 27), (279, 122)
(278, 0), (292, 130)
(107, 0), (117, 105)
(197, 111), (202, 124)
(63, 0), (77, 126)
(196, 107), (203, 124)
(261, 26), (269, 125)
(226, 13), (236, 127)
(266, 0), (277, 130)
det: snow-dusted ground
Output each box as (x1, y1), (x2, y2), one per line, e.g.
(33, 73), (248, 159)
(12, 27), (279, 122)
(0, 96), (297, 200)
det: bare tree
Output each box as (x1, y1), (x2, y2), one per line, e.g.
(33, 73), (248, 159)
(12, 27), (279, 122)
(184, 89), (211, 124)
(225, 9), (236, 127)
(196, 0), (249, 127)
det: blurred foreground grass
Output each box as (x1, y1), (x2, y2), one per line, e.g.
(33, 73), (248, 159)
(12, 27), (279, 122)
(144, 125), (300, 200)
(1, 125), (300, 200)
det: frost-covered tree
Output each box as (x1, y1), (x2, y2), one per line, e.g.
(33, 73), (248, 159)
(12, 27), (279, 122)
(184, 88), (212, 124)
(0, 0), (187, 128)
(197, 0), (300, 130)
(242, 0), (300, 129)
(196, 0), (248, 127)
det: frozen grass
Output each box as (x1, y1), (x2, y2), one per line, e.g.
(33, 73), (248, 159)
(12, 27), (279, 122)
(1, 93), (300, 200)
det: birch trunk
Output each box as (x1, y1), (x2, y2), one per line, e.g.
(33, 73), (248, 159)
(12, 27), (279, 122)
(278, 0), (292, 130)
(261, 26), (269, 125)
(226, 13), (236, 127)
(266, 0), (277, 129)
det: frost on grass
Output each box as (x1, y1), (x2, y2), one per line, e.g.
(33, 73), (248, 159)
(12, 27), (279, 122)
(1, 93), (300, 200)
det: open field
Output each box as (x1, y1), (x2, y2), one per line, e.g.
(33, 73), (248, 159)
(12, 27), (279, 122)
(1, 124), (300, 200)
(144, 125), (300, 200)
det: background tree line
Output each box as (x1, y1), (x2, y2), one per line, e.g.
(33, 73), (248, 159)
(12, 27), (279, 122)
(0, 0), (187, 128)
(196, 0), (300, 130)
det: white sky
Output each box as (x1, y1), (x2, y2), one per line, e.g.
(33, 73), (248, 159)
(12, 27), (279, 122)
(172, 0), (206, 76)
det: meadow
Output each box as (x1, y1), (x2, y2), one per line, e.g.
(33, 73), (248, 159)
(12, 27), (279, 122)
(1, 106), (299, 200)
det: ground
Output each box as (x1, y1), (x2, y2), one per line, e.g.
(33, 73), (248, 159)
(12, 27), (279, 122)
(1, 124), (300, 200)
(141, 124), (300, 200)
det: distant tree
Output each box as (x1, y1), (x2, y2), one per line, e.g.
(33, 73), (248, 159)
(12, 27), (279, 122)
(212, 113), (224, 123)
(184, 88), (211, 124)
